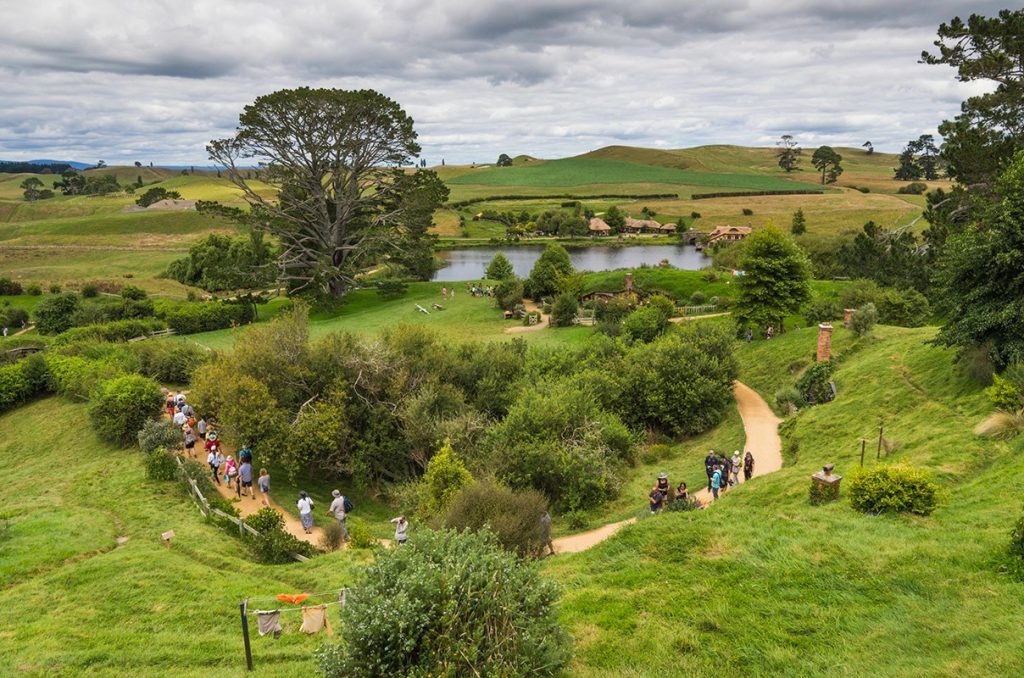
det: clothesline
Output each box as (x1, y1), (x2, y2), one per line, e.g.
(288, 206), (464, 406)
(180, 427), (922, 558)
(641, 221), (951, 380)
(247, 600), (344, 615)
(243, 588), (348, 606)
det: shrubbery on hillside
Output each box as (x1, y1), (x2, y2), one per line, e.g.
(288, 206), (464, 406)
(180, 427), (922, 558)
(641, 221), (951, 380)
(316, 529), (570, 677)
(88, 374), (163, 444)
(444, 481), (549, 557)
(847, 465), (939, 516)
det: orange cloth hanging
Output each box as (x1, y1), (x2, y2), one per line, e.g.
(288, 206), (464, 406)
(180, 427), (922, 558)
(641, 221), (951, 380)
(276, 593), (310, 605)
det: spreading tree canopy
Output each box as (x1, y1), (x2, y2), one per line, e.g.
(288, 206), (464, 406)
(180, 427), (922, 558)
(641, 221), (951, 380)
(208, 87), (446, 297)
(733, 225), (811, 332)
(811, 146), (843, 184)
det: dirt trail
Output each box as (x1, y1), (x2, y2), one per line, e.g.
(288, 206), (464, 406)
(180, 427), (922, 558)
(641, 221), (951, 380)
(504, 299), (549, 333)
(668, 312), (731, 323)
(552, 380), (782, 554)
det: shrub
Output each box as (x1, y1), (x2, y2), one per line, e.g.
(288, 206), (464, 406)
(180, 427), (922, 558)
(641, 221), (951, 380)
(0, 277), (23, 295)
(690, 211), (701, 219)
(316, 529), (571, 678)
(44, 354), (125, 400)
(344, 515), (373, 549)
(25, 284), (42, 296)
(847, 465), (939, 516)
(689, 290), (706, 305)
(877, 287), (930, 327)
(1010, 507), (1024, 577)
(320, 520), (346, 551)
(797, 360), (835, 404)
(374, 278), (407, 299)
(851, 302), (877, 337)
(775, 386), (805, 413)
(444, 481), (550, 557)
(247, 526), (315, 564)
(53, 319), (165, 346)
(144, 448), (178, 481)
(563, 508), (590, 529)
(48, 283), (62, 294)
(162, 301), (254, 334)
(120, 285), (147, 301)
(897, 181), (928, 195)
(494, 278), (524, 311)
(525, 243), (574, 298)
(987, 373), (1024, 411)
(89, 374), (164, 445)
(419, 439), (473, 518)
(3, 307), (29, 329)
(130, 340), (210, 384)
(80, 283), (99, 298)
(622, 305), (669, 343)
(244, 506), (285, 533)
(136, 186), (182, 207)
(0, 354), (50, 414)
(804, 297), (842, 325)
(138, 418), (184, 454)
(550, 292), (579, 327)
(33, 293), (81, 334)
(742, 208), (754, 216)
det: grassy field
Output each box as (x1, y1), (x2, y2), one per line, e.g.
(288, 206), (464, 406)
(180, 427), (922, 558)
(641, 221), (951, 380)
(546, 325), (1024, 676)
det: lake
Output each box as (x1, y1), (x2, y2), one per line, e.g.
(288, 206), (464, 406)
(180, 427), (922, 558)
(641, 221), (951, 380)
(432, 244), (711, 281)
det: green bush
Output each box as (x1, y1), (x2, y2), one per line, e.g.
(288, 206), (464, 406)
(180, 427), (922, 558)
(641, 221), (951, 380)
(45, 354), (126, 401)
(897, 181), (928, 195)
(320, 520), (346, 551)
(80, 283), (99, 298)
(797, 360), (835, 404)
(2, 307), (29, 329)
(88, 374), (164, 445)
(25, 284), (42, 296)
(851, 302), (877, 337)
(144, 448), (178, 481)
(564, 508), (589, 529)
(48, 283), (62, 294)
(742, 208), (754, 216)
(689, 290), (706, 305)
(987, 373), (1024, 411)
(346, 515), (374, 549)
(129, 341), (209, 384)
(550, 292), (579, 327)
(525, 243), (573, 298)
(622, 305), (669, 343)
(244, 506), (285, 533)
(0, 277), (23, 295)
(775, 386), (805, 413)
(316, 529), (570, 678)
(419, 439), (473, 518)
(485, 251), (515, 280)
(246, 525), (315, 564)
(162, 301), (254, 335)
(444, 480), (550, 557)
(847, 465), (939, 516)
(493, 278), (524, 311)
(804, 297), (843, 325)
(877, 287), (930, 327)
(0, 354), (50, 414)
(33, 293), (81, 335)
(53, 319), (165, 346)
(176, 457), (217, 498)
(138, 418), (184, 454)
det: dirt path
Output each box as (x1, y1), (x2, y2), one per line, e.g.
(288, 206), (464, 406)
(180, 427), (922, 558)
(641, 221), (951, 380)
(668, 312), (731, 323)
(505, 299), (549, 333)
(552, 380), (782, 554)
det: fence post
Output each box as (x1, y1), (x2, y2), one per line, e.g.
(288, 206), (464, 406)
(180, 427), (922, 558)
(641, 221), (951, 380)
(860, 439), (866, 467)
(239, 601), (253, 671)
(239, 518), (245, 538)
(877, 423), (884, 460)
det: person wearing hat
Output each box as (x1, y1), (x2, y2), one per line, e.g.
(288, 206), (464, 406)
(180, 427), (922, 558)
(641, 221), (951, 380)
(655, 472), (670, 504)
(327, 490), (350, 542)
(730, 451), (742, 486)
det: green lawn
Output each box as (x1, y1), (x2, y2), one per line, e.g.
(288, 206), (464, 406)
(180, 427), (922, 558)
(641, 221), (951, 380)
(546, 325), (1024, 676)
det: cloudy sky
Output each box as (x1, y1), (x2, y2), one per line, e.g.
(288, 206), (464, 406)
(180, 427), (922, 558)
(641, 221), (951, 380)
(0, 0), (1005, 165)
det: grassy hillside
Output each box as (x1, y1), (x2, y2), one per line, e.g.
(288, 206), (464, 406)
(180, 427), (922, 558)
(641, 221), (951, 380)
(547, 326), (1024, 676)
(0, 397), (370, 677)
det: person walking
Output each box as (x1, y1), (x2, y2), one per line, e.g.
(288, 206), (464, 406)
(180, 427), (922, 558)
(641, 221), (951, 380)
(172, 407), (186, 428)
(207, 447), (220, 484)
(297, 491), (315, 534)
(196, 417), (207, 441)
(183, 425), (197, 458)
(743, 451), (755, 481)
(238, 458), (254, 498)
(710, 465), (723, 501)
(164, 392), (176, 418)
(704, 450), (717, 491)
(257, 468), (270, 506)
(441, 286), (448, 300)
(327, 490), (351, 543)
(224, 456), (238, 495)
(390, 516), (409, 545)
(539, 511), (555, 556)
(731, 451), (742, 485)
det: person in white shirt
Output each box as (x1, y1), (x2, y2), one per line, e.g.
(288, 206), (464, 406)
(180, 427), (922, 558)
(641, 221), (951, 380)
(172, 408), (186, 427)
(297, 491), (314, 534)
(731, 451), (742, 485)
(391, 516), (408, 545)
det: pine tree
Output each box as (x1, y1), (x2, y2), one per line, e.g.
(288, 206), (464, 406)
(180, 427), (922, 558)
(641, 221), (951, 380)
(791, 208), (807, 235)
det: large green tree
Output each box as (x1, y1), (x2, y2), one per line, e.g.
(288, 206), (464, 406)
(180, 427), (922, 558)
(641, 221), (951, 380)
(811, 146), (843, 184)
(776, 134), (802, 172)
(733, 225), (811, 332)
(208, 88), (444, 297)
(526, 243), (574, 298)
(485, 251), (515, 280)
(935, 151), (1024, 369)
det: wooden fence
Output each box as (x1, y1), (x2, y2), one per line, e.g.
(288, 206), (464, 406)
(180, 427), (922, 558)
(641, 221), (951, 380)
(175, 457), (309, 562)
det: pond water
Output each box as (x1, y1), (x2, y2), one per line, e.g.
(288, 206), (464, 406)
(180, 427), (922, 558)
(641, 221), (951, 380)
(432, 244), (711, 281)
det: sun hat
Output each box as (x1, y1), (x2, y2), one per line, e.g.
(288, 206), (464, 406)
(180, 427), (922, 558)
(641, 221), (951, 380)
(658, 472), (667, 480)
(332, 489), (341, 497)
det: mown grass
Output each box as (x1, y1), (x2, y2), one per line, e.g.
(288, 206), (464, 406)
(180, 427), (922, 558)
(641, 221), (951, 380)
(0, 397), (371, 677)
(547, 325), (1024, 676)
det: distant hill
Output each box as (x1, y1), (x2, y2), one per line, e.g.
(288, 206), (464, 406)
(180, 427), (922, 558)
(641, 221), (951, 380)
(25, 159), (92, 170)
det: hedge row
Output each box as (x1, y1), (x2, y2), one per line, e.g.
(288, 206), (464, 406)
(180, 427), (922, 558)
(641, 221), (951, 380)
(0, 354), (49, 413)
(448, 193), (679, 208)
(690, 189), (824, 200)
(53, 318), (166, 346)
(162, 301), (255, 335)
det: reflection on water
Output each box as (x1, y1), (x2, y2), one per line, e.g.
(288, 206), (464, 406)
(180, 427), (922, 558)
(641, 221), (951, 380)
(433, 244), (710, 281)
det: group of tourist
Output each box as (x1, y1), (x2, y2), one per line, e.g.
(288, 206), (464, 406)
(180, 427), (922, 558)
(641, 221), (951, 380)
(646, 449), (756, 511)
(467, 284), (495, 297)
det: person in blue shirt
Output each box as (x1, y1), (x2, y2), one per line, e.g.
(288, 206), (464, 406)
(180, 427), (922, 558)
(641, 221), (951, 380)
(710, 465), (723, 501)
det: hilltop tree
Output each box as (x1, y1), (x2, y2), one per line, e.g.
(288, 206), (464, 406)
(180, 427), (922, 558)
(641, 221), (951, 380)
(811, 146), (843, 184)
(776, 134), (802, 172)
(733, 225), (811, 333)
(862, 141), (874, 155)
(485, 251), (515, 280)
(52, 169), (86, 195)
(604, 205), (625, 231)
(20, 177), (53, 201)
(208, 87), (442, 297)
(496, 153), (513, 167)
(790, 208), (806, 235)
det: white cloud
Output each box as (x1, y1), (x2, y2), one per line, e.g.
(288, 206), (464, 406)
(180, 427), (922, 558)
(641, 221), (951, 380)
(0, 0), (1008, 164)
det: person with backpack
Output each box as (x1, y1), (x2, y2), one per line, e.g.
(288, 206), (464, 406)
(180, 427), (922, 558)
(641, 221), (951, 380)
(744, 450), (755, 481)
(238, 458), (254, 499)
(297, 491), (315, 534)
(183, 425), (197, 459)
(164, 393), (176, 418)
(207, 446), (220, 484)
(224, 456), (238, 495)
(327, 490), (351, 543)
(710, 465), (723, 501)
(704, 450), (717, 491)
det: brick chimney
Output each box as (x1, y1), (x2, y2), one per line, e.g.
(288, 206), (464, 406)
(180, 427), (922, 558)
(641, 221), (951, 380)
(817, 323), (833, 362)
(624, 272), (633, 295)
(843, 308), (855, 329)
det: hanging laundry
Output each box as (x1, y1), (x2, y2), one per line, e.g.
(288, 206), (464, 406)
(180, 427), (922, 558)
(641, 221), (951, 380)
(254, 610), (282, 639)
(300, 605), (334, 636)
(276, 593), (310, 605)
